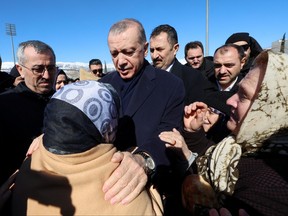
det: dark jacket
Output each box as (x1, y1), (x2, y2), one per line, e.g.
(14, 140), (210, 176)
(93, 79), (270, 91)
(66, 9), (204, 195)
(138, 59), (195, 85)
(170, 58), (209, 105)
(100, 59), (185, 167)
(200, 57), (215, 79)
(185, 57), (215, 80)
(0, 71), (16, 93)
(0, 83), (54, 185)
(206, 73), (244, 95)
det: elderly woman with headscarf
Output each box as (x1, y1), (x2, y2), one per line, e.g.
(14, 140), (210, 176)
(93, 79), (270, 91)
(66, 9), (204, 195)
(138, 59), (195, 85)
(161, 50), (288, 216)
(8, 80), (162, 216)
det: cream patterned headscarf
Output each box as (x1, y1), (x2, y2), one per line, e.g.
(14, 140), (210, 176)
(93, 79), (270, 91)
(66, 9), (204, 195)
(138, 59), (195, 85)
(197, 50), (288, 195)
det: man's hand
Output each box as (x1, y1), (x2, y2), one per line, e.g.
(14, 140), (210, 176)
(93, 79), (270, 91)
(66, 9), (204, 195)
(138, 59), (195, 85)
(184, 101), (208, 132)
(102, 151), (148, 205)
(13, 76), (24, 86)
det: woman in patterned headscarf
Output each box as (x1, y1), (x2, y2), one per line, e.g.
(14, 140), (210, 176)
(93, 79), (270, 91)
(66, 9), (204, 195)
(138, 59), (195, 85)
(165, 50), (288, 216)
(9, 80), (163, 216)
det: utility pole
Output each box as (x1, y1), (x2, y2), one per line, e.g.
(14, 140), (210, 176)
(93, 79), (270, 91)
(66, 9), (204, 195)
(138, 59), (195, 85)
(104, 61), (108, 74)
(5, 23), (17, 65)
(205, 0), (209, 57)
(280, 33), (286, 53)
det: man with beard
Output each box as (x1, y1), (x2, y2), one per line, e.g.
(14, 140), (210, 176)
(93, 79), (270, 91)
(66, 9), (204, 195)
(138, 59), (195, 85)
(207, 43), (246, 95)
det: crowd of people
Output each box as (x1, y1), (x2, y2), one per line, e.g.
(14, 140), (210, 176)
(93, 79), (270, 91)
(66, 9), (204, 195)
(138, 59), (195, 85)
(0, 18), (287, 216)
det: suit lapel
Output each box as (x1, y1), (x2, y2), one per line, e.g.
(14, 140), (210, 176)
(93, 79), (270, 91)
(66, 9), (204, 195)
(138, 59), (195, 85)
(170, 58), (182, 77)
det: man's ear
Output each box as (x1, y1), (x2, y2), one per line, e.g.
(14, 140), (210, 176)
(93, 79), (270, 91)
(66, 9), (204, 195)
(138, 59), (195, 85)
(240, 57), (246, 69)
(144, 42), (149, 57)
(173, 43), (179, 56)
(16, 64), (24, 78)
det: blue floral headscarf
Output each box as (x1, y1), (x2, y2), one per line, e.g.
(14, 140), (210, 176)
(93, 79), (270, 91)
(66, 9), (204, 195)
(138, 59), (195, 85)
(43, 80), (120, 154)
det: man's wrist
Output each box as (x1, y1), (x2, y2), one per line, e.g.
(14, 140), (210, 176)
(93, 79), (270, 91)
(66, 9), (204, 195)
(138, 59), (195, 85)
(187, 151), (198, 168)
(184, 126), (202, 133)
(134, 151), (156, 176)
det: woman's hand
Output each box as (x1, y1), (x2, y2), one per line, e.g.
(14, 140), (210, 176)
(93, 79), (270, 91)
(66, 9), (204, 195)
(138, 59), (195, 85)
(184, 101), (208, 132)
(159, 128), (191, 160)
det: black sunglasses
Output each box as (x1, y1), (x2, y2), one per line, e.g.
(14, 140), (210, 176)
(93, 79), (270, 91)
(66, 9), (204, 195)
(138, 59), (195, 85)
(240, 44), (250, 51)
(92, 69), (103, 74)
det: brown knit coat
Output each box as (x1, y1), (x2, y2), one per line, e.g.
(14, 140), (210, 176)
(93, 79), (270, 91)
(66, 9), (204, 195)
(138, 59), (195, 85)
(11, 139), (163, 215)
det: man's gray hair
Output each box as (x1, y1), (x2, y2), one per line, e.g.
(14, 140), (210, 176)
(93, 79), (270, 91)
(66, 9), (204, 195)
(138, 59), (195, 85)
(109, 18), (147, 45)
(17, 40), (56, 64)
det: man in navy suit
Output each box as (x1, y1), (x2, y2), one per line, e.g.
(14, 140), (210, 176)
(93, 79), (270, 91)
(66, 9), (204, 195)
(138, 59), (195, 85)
(149, 24), (210, 106)
(100, 18), (185, 207)
(149, 24), (212, 215)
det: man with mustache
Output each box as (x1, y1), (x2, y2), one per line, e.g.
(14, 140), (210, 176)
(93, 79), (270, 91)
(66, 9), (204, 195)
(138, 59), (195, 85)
(207, 43), (246, 95)
(149, 24), (211, 215)
(184, 41), (215, 79)
(149, 24), (209, 106)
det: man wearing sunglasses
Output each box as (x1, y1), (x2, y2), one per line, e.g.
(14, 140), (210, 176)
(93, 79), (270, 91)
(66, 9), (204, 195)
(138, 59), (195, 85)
(89, 58), (104, 79)
(0, 40), (57, 186)
(225, 32), (263, 77)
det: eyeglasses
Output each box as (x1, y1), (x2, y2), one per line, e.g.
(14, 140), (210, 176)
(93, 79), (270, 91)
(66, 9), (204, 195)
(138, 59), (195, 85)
(92, 69), (103, 74)
(240, 44), (250, 51)
(208, 107), (225, 116)
(20, 64), (56, 76)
